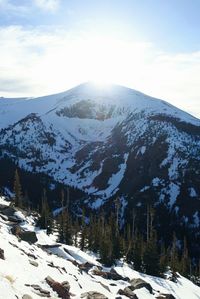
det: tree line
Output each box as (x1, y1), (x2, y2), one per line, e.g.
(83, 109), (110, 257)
(13, 169), (200, 282)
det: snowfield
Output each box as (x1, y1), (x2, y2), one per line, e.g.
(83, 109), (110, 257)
(0, 197), (200, 299)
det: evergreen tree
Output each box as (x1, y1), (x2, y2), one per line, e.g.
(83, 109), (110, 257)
(57, 190), (65, 243)
(180, 237), (190, 276)
(57, 189), (73, 245)
(143, 230), (160, 276)
(170, 232), (180, 273)
(13, 169), (23, 208)
(80, 209), (87, 251)
(38, 189), (52, 233)
(126, 231), (144, 271)
(99, 223), (114, 266)
(159, 242), (169, 276)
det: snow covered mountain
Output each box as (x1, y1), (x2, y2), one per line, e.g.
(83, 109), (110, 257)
(0, 82), (200, 232)
(0, 196), (200, 299)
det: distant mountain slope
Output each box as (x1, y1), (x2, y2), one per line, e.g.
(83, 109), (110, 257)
(0, 83), (200, 252)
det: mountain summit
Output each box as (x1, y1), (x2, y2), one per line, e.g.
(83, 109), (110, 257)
(0, 83), (200, 260)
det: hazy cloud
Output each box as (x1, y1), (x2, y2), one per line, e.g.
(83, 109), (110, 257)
(0, 25), (199, 117)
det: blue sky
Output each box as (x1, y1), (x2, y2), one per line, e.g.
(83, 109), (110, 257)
(0, 0), (200, 117)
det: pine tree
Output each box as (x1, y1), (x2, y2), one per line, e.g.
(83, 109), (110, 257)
(80, 209), (87, 251)
(38, 189), (51, 232)
(13, 169), (23, 208)
(180, 236), (190, 276)
(57, 190), (65, 243)
(159, 242), (169, 276)
(57, 189), (73, 245)
(170, 232), (180, 273)
(126, 231), (144, 271)
(143, 229), (160, 276)
(73, 218), (80, 247)
(99, 222), (114, 266)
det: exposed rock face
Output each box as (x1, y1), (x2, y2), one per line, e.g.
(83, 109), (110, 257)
(11, 225), (38, 244)
(0, 205), (16, 217)
(11, 224), (22, 235)
(29, 260), (38, 267)
(79, 262), (95, 272)
(118, 287), (138, 298)
(156, 294), (176, 299)
(130, 278), (153, 294)
(92, 268), (126, 281)
(19, 231), (38, 244)
(45, 276), (70, 299)
(22, 295), (33, 299)
(0, 248), (5, 260)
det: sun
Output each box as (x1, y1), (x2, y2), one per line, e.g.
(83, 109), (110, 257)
(80, 37), (125, 85)
(36, 34), (149, 95)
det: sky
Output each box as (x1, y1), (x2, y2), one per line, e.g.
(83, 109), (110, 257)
(0, 0), (200, 118)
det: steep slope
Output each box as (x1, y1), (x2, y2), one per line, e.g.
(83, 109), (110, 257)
(0, 196), (200, 299)
(0, 83), (200, 240)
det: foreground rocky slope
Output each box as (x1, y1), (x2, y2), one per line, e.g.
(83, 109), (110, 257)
(0, 196), (200, 299)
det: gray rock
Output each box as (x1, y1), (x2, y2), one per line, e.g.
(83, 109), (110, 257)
(19, 231), (38, 244)
(130, 278), (153, 294)
(45, 276), (70, 299)
(81, 291), (108, 299)
(11, 225), (22, 235)
(29, 260), (38, 267)
(22, 295), (33, 299)
(156, 294), (176, 299)
(118, 287), (138, 299)
(0, 206), (16, 216)
(61, 280), (70, 291)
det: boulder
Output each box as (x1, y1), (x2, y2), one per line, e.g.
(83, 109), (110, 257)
(45, 276), (70, 299)
(81, 291), (108, 299)
(29, 260), (38, 267)
(79, 262), (95, 272)
(7, 215), (22, 223)
(61, 281), (70, 291)
(109, 268), (128, 281)
(130, 278), (153, 294)
(0, 206), (16, 217)
(156, 294), (176, 299)
(22, 295), (33, 299)
(19, 231), (38, 244)
(0, 248), (5, 260)
(92, 269), (125, 281)
(118, 287), (138, 299)
(11, 225), (22, 236)
(0, 213), (8, 221)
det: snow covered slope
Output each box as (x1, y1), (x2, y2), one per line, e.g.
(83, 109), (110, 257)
(0, 196), (200, 299)
(0, 82), (200, 244)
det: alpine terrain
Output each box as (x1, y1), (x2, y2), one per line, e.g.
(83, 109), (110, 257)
(0, 82), (200, 285)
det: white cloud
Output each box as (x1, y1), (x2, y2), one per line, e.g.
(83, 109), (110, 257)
(0, 25), (199, 118)
(34, 0), (60, 12)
